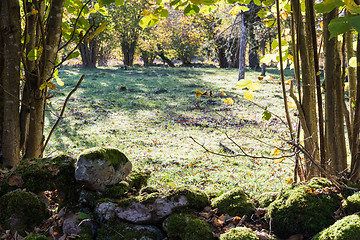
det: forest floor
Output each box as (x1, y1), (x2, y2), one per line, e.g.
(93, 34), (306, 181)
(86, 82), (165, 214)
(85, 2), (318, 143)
(46, 65), (298, 197)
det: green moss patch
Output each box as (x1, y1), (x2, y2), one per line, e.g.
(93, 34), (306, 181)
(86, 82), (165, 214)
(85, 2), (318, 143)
(104, 181), (129, 199)
(267, 177), (342, 238)
(342, 192), (360, 215)
(126, 171), (151, 190)
(211, 187), (255, 217)
(24, 234), (49, 240)
(0, 191), (48, 235)
(167, 186), (209, 210)
(312, 214), (360, 240)
(256, 192), (278, 208)
(79, 147), (129, 167)
(219, 227), (258, 240)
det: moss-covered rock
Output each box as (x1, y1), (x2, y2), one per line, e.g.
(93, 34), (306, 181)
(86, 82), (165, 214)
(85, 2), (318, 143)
(267, 177), (342, 239)
(342, 192), (360, 215)
(139, 186), (160, 195)
(312, 214), (360, 240)
(127, 171), (151, 190)
(166, 214), (214, 240)
(104, 181), (129, 199)
(211, 187), (255, 217)
(167, 186), (209, 210)
(75, 147), (132, 191)
(97, 220), (164, 240)
(24, 234), (49, 240)
(0, 191), (48, 234)
(0, 155), (78, 205)
(219, 227), (258, 240)
(257, 192), (278, 208)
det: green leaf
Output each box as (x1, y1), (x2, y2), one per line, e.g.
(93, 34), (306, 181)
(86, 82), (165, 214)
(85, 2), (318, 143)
(95, 22), (107, 35)
(328, 16), (352, 39)
(67, 51), (80, 60)
(77, 212), (92, 219)
(203, 0), (215, 5)
(349, 15), (360, 33)
(184, 4), (200, 16)
(253, 0), (261, 5)
(262, 110), (272, 121)
(139, 15), (159, 28)
(257, 9), (269, 18)
(27, 48), (41, 61)
(115, 0), (124, 6)
(262, 0), (273, 6)
(200, 5), (218, 15)
(170, 0), (181, 7)
(190, 0), (203, 4)
(260, 54), (276, 64)
(236, 79), (252, 89)
(315, 0), (344, 13)
(158, 9), (169, 18)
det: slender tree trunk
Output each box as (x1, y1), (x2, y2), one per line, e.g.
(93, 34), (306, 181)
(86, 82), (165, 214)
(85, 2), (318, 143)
(1, 0), (21, 167)
(0, 4), (4, 163)
(238, 12), (247, 80)
(25, 0), (65, 158)
(261, 39), (266, 76)
(345, 31), (356, 122)
(323, 9), (347, 175)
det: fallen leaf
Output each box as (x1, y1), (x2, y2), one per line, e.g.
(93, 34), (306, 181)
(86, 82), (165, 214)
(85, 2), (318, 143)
(8, 175), (24, 187)
(244, 91), (254, 101)
(224, 98), (234, 104)
(285, 177), (293, 184)
(271, 148), (281, 156)
(274, 157), (285, 164)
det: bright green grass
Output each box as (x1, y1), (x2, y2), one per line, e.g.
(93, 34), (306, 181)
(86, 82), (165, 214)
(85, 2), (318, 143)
(45, 66), (297, 196)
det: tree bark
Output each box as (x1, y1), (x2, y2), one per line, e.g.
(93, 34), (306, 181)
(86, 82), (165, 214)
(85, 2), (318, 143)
(79, 40), (98, 68)
(345, 31), (356, 122)
(238, 12), (247, 80)
(122, 41), (137, 66)
(0, 0), (21, 167)
(323, 9), (347, 175)
(260, 39), (266, 76)
(25, 0), (65, 158)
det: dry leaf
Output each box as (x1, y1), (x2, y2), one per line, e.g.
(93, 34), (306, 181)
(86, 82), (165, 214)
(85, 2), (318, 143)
(274, 157), (285, 164)
(285, 177), (293, 184)
(271, 148), (281, 156)
(224, 98), (234, 104)
(8, 175), (24, 187)
(287, 101), (297, 109)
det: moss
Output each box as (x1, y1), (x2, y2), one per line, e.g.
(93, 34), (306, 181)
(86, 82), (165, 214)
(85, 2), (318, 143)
(79, 147), (128, 167)
(0, 156), (78, 206)
(219, 227), (258, 240)
(0, 191), (48, 235)
(139, 186), (160, 195)
(206, 189), (222, 199)
(167, 186), (209, 210)
(267, 178), (342, 239)
(97, 220), (164, 239)
(307, 177), (333, 188)
(104, 181), (129, 199)
(211, 187), (255, 217)
(184, 218), (214, 240)
(78, 233), (93, 240)
(24, 234), (49, 240)
(116, 196), (139, 208)
(342, 192), (360, 215)
(126, 171), (151, 189)
(312, 214), (360, 240)
(257, 192), (278, 208)
(166, 214), (213, 240)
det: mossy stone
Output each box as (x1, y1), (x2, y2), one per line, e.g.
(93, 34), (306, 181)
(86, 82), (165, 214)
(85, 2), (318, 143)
(257, 192), (278, 208)
(24, 234), (49, 240)
(139, 186), (160, 195)
(211, 187), (255, 217)
(127, 171), (151, 189)
(104, 181), (129, 199)
(219, 227), (258, 240)
(267, 177), (342, 239)
(79, 147), (128, 167)
(342, 192), (360, 215)
(166, 214), (213, 240)
(167, 186), (209, 210)
(97, 220), (164, 240)
(312, 214), (360, 240)
(0, 191), (48, 235)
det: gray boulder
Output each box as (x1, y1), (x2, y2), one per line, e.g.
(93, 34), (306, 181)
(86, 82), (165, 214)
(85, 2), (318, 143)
(75, 147), (132, 191)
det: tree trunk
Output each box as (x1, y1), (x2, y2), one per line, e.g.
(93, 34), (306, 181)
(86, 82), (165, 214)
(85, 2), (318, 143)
(25, 0), (65, 158)
(345, 31), (356, 122)
(0, 0), (21, 167)
(323, 9), (347, 175)
(79, 40), (98, 68)
(122, 41), (136, 66)
(248, 47), (259, 70)
(261, 39), (266, 76)
(238, 12), (247, 80)
(292, 0), (319, 177)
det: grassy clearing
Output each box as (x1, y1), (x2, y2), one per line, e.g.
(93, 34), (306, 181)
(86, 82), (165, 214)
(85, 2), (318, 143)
(45, 65), (297, 196)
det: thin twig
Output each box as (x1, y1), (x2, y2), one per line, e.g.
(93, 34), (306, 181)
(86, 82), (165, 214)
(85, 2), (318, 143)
(40, 75), (85, 157)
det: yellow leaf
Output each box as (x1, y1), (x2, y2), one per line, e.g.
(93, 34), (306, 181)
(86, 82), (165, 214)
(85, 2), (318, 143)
(244, 91), (254, 101)
(31, 9), (38, 15)
(316, 71), (322, 76)
(344, 82), (349, 92)
(274, 157), (285, 164)
(248, 82), (261, 91)
(285, 177), (293, 184)
(287, 101), (297, 109)
(224, 98), (234, 104)
(90, 9), (97, 14)
(271, 148), (281, 156)
(48, 82), (56, 90)
(229, 5), (240, 15)
(280, 10), (288, 20)
(56, 77), (64, 86)
(196, 88), (204, 98)
(142, 10), (150, 16)
(285, 80), (291, 85)
(219, 90), (227, 96)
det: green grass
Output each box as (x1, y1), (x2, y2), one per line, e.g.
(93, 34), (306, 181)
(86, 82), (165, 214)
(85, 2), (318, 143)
(45, 65), (297, 196)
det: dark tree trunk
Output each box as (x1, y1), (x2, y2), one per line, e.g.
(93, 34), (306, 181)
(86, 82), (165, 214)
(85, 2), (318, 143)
(141, 50), (156, 66)
(249, 47), (259, 70)
(79, 40), (98, 68)
(261, 39), (266, 76)
(122, 41), (136, 66)
(238, 12), (247, 80)
(0, 8), (3, 163)
(1, 0), (21, 167)
(215, 37), (228, 68)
